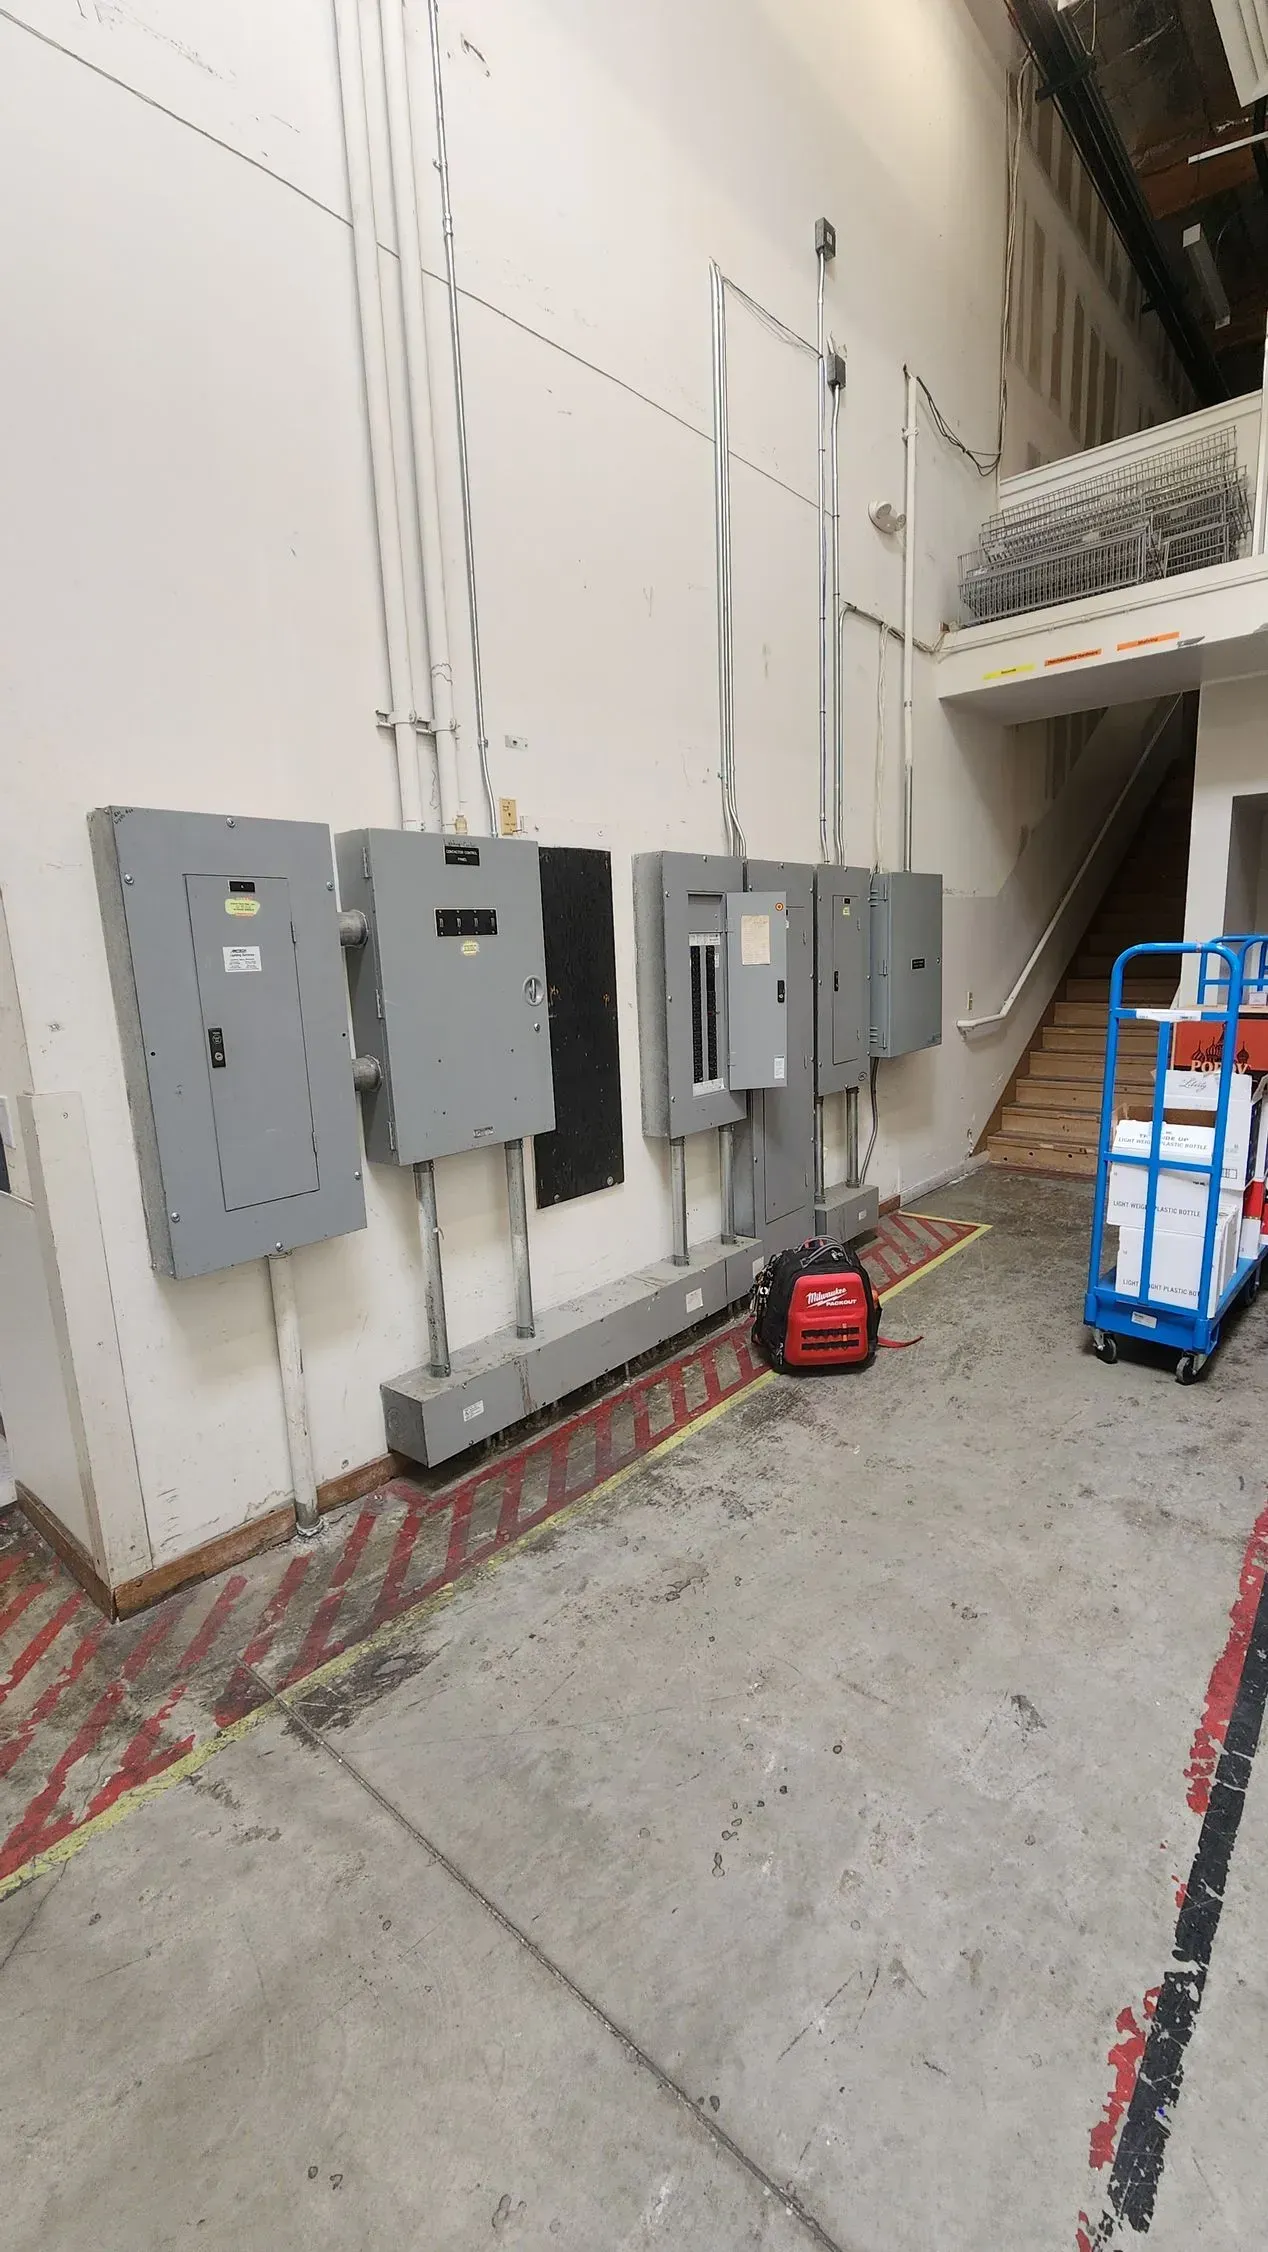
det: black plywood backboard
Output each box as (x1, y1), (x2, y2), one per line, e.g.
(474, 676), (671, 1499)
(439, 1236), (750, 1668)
(534, 846), (624, 1206)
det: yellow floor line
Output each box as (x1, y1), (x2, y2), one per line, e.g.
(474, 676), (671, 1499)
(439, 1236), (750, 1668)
(0, 1214), (988, 1902)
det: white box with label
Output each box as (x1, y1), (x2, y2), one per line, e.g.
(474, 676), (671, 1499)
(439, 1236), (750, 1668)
(1114, 1205), (1240, 1314)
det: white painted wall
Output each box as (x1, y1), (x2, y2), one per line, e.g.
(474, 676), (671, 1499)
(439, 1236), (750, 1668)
(1185, 677), (1268, 948)
(0, 0), (1171, 1573)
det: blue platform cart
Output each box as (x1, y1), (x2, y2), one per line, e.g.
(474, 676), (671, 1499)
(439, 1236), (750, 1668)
(1085, 937), (1268, 1383)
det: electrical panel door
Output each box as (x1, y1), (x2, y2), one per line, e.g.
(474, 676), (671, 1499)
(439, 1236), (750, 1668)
(90, 807), (365, 1279)
(336, 830), (555, 1165)
(734, 860), (815, 1250)
(814, 866), (871, 1096)
(869, 871), (943, 1057)
(725, 890), (788, 1091)
(185, 875), (319, 1210)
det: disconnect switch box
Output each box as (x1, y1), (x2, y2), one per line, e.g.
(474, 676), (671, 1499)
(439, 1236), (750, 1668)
(90, 806), (366, 1279)
(335, 830), (555, 1165)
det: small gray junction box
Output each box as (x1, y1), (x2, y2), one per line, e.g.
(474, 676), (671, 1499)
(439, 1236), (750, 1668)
(90, 806), (366, 1279)
(335, 830), (555, 1165)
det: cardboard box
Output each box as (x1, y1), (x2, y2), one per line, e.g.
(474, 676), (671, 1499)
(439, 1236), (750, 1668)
(1172, 1011), (1268, 1076)
(1114, 1204), (1240, 1315)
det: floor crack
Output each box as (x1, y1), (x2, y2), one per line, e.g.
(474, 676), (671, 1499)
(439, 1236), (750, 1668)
(241, 1664), (863, 2252)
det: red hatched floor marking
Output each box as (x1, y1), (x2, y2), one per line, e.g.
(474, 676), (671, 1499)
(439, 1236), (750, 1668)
(0, 1592), (84, 1708)
(0, 1206), (983, 1891)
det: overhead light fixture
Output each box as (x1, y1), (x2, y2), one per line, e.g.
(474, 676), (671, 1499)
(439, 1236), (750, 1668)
(1183, 223), (1231, 331)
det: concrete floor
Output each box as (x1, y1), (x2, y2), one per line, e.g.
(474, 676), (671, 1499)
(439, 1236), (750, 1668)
(3, 1170), (1266, 2252)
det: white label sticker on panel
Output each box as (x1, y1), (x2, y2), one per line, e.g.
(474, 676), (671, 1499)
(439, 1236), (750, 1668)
(1130, 1312), (1157, 1330)
(462, 1398), (485, 1424)
(740, 913), (771, 966)
(685, 1287), (703, 1314)
(773, 1057), (786, 1082)
(223, 945), (262, 974)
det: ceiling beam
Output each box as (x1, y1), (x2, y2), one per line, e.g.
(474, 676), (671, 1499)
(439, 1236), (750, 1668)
(1008, 0), (1227, 402)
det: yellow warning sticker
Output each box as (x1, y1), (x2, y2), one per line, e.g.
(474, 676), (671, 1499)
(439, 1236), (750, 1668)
(462, 940), (480, 957)
(982, 663), (1036, 682)
(225, 897), (260, 917)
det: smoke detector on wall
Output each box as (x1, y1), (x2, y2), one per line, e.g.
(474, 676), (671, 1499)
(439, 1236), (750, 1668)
(869, 501), (905, 536)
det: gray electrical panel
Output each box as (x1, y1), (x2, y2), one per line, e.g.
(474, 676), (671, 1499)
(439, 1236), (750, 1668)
(633, 851), (744, 1137)
(726, 890), (788, 1091)
(814, 865), (871, 1095)
(633, 852), (790, 1137)
(90, 806), (366, 1280)
(335, 829), (555, 1165)
(869, 871), (943, 1057)
(734, 861), (815, 1254)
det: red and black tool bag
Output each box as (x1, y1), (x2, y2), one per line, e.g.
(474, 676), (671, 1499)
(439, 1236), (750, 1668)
(751, 1239), (881, 1372)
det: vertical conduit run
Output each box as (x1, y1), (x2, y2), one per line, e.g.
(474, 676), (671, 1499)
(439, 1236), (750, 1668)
(813, 1098), (826, 1206)
(829, 365), (845, 866)
(333, 0), (426, 833)
(424, 0), (497, 836)
(380, 0), (464, 831)
(1254, 313), (1268, 556)
(710, 264), (747, 858)
(670, 1138), (690, 1267)
(413, 1159), (451, 1376)
(268, 1253), (320, 1539)
(505, 1140), (536, 1338)
(817, 249), (831, 863)
(719, 1121), (737, 1245)
(845, 1084), (861, 1188)
(901, 367), (918, 873)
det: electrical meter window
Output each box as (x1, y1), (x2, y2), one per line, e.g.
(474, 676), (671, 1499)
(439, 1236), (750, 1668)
(688, 933), (724, 1093)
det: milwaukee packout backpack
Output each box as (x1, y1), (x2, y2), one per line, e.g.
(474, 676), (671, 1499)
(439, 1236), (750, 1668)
(751, 1239), (881, 1372)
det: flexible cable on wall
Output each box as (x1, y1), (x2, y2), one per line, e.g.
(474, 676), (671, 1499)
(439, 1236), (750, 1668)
(911, 55), (1029, 481)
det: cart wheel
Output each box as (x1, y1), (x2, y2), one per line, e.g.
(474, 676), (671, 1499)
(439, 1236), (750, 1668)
(1092, 1331), (1118, 1366)
(1176, 1353), (1206, 1386)
(1249, 1266), (1263, 1305)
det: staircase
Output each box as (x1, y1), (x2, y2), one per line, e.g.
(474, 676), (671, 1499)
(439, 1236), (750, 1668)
(987, 759), (1194, 1178)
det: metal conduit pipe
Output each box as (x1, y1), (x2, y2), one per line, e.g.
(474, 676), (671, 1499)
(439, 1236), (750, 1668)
(829, 365), (845, 866)
(505, 1140), (536, 1338)
(268, 1252), (320, 1539)
(414, 1159), (451, 1376)
(1254, 311), (1268, 558)
(709, 263), (747, 858)
(812, 1097), (826, 1206)
(670, 1138), (690, 1267)
(332, 0), (427, 833)
(816, 247), (830, 864)
(423, 0), (497, 836)
(901, 368), (918, 874)
(845, 1085), (861, 1189)
(380, 0), (464, 830)
(719, 1122), (737, 1246)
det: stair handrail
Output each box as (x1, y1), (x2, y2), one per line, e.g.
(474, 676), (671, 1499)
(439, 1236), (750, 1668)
(956, 695), (1183, 1035)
